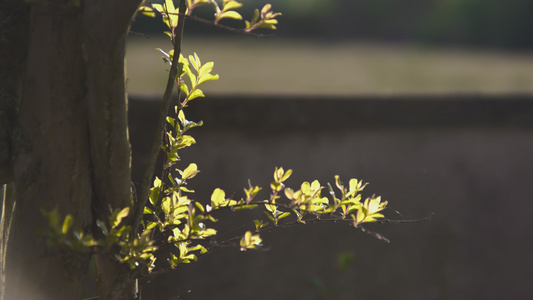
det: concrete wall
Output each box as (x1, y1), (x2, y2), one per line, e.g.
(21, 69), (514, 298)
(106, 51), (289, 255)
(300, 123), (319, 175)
(129, 95), (533, 300)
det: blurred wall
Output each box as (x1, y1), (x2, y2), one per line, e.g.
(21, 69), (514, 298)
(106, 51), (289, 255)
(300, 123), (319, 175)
(129, 94), (533, 299)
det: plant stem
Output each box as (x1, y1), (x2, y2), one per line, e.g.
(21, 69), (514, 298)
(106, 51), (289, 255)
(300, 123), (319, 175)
(132, 0), (187, 237)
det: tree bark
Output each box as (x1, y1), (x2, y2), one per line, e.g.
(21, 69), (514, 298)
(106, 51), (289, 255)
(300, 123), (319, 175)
(82, 2), (142, 298)
(3, 0), (142, 299)
(6, 3), (93, 299)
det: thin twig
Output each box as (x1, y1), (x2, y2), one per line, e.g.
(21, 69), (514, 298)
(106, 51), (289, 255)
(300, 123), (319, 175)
(183, 14), (274, 38)
(131, 0), (188, 237)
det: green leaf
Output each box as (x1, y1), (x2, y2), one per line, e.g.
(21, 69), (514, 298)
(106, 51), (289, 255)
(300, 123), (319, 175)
(254, 219), (268, 231)
(218, 10), (243, 21)
(280, 169), (293, 182)
(273, 167), (284, 182)
(61, 215), (73, 235)
(189, 53), (200, 72)
(164, 0), (179, 28)
(178, 109), (186, 126)
(198, 61), (214, 77)
(181, 163), (200, 180)
(152, 4), (164, 13)
(278, 212), (290, 221)
(194, 201), (205, 213)
(166, 116), (175, 128)
(149, 177), (162, 206)
(180, 83), (190, 96)
(110, 207), (130, 229)
(244, 183), (262, 204)
(187, 89), (205, 101)
(222, 0), (242, 11)
(240, 231), (262, 251)
(146, 221), (158, 230)
(270, 182), (283, 192)
(233, 204), (258, 211)
(197, 73), (219, 86)
(138, 6), (156, 18)
(96, 220), (108, 236)
(176, 135), (196, 148)
(188, 244), (208, 254)
(210, 188), (225, 209)
(264, 203), (276, 213)
(252, 9), (259, 23)
(261, 3), (272, 15)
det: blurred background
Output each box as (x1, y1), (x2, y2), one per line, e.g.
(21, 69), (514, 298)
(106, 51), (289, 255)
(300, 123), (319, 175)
(127, 0), (533, 95)
(127, 1), (533, 299)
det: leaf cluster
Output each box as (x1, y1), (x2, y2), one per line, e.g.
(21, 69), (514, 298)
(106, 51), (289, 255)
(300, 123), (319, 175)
(139, 0), (282, 36)
(42, 207), (157, 272)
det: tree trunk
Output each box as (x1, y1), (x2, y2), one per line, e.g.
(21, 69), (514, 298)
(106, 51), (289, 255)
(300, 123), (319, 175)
(2, 1), (142, 299)
(6, 3), (93, 299)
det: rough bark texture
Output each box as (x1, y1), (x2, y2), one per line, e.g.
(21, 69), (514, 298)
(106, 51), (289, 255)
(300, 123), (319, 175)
(83, 2), (138, 297)
(3, 1), (142, 299)
(0, 0), (29, 182)
(6, 3), (92, 299)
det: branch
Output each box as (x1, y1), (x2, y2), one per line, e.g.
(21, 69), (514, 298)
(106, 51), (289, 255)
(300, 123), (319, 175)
(183, 14), (275, 38)
(132, 0), (188, 236)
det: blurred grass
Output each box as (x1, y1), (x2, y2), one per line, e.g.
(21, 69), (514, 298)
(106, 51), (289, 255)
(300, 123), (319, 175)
(126, 35), (533, 95)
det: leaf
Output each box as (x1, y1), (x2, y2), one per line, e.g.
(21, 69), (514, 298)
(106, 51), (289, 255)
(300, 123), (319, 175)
(110, 207), (130, 229)
(210, 188), (226, 208)
(178, 109), (186, 126)
(254, 219), (268, 231)
(281, 169), (293, 182)
(264, 203), (276, 213)
(164, 0), (179, 28)
(61, 215), (73, 235)
(176, 135), (196, 148)
(149, 177), (162, 206)
(198, 61), (214, 77)
(188, 244), (208, 254)
(152, 4), (164, 13)
(166, 116), (176, 128)
(277, 212), (291, 221)
(274, 167), (284, 182)
(146, 222), (158, 230)
(180, 83), (190, 96)
(284, 188), (295, 200)
(138, 6), (156, 18)
(240, 231), (262, 251)
(96, 220), (108, 236)
(217, 10), (243, 21)
(197, 73), (219, 86)
(194, 201), (205, 213)
(187, 89), (205, 101)
(222, 0), (242, 11)
(244, 183), (262, 204)
(189, 53), (200, 72)
(233, 204), (258, 211)
(181, 163), (200, 180)
(251, 9), (259, 23)
(261, 3), (272, 15)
